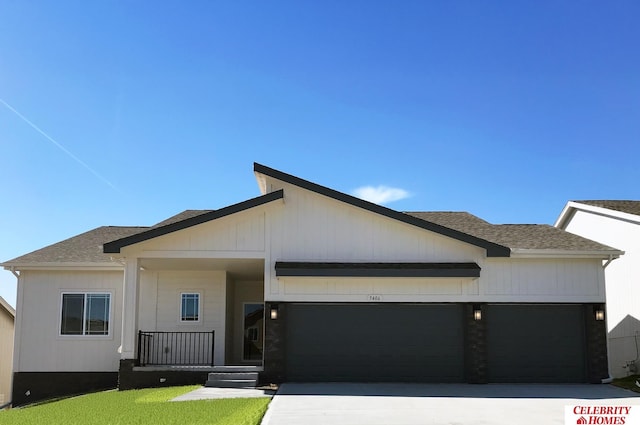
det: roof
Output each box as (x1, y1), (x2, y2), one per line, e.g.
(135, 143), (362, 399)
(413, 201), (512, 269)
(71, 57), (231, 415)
(2, 226), (147, 266)
(2, 164), (622, 266)
(406, 212), (616, 252)
(574, 200), (640, 217)
(0, 296), (15, 319)
(151, 209), (215, 228)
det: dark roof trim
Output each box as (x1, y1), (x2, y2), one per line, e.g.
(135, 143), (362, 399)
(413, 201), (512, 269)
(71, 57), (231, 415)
(255, 163), (511, 257)
(275, 262), (481, 278)
(103, 190), (284, 253)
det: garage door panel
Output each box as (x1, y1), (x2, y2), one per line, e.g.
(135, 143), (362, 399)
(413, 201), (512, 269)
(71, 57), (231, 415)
(286, 304), (464, 382)
(487, 305), (586, 383)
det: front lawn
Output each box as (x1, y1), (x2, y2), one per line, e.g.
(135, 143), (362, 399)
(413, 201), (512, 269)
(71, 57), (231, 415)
(0, 386), (271, 425)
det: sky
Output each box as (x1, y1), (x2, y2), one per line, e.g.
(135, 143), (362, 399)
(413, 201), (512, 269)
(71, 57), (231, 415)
(1, 1), (638, 308)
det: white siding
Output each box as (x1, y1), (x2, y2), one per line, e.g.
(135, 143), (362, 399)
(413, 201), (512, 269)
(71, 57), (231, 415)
(265, 181), (484, 299)
(563, 208), (640, 377)
(276, 258), (604, 303)
(139, 270), (227, 365)
(0, 307), (13, 404)
(130, 210), (266, 255)
(268, 182), (480, 263)
(15, 270), (123, 372)
(480, 258), (604, 301)
(262, 181), (606, 303)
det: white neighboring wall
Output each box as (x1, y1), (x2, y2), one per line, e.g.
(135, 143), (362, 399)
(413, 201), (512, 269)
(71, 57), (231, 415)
(0, 298), (14, 405)
(557, 203), (640, 378)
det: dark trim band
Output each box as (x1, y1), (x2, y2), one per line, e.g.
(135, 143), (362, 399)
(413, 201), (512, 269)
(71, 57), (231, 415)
(275, 261), (481, 278)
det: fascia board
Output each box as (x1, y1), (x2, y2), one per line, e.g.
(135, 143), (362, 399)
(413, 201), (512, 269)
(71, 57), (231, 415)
(510, 248), (624, 259)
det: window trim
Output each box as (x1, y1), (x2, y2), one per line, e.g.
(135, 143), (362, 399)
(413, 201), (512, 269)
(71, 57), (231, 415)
(179, 292), (202, 323)
(59, 291), (113, 338)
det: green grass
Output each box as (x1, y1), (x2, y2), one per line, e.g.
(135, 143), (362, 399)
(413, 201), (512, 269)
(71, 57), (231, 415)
(0, 386), (271, 425)
(612, 375), (640, 393)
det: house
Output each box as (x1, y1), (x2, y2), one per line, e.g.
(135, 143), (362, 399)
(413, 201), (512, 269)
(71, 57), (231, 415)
(0, 296), (15, 407)
(2, 163), (622, 406)
(556, 201), (640, 378)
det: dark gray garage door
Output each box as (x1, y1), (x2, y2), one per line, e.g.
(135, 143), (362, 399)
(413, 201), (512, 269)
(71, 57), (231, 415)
(486, 304), (586, 383)
(286, 303), (464, 382)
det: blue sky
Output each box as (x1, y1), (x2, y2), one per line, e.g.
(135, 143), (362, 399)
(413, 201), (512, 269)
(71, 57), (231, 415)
(1, 1), (639, 307)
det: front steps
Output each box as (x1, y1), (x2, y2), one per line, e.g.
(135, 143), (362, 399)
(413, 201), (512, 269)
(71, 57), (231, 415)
(205, 366), (261, 388)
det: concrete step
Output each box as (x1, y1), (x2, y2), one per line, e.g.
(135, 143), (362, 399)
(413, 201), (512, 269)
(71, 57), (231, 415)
(205, 371), (258, 388)
(207, 372), (258, 381)
(210, 366), (262, 373)
(205, 379), (258, 388)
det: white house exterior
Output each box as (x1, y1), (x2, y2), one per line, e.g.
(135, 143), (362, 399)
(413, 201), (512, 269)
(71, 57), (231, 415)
(0, 296), (15, 407)
(2, 164), (622, 405)
(556, 200), (640, 378)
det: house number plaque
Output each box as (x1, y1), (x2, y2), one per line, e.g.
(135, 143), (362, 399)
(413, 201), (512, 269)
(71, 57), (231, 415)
(367, 294), (383, 302)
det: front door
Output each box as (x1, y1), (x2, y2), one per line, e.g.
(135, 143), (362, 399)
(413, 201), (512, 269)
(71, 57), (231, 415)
(243, 303), (264, 362)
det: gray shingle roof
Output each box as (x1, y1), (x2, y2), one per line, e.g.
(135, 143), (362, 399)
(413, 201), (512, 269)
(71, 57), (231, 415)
(3, 210), (619, 266)
(575, 200), (640, 217)
(151, 210), (214, 228)
(2, 226), (147, 265)
(405, 212), (617, 251)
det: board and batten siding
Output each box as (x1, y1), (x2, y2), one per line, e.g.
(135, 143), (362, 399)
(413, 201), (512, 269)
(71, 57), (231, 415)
(264, 181), (483, 299)
(14, 270), (123, 373)
(129, 209), (267, 255)
(480, 258), (605, 301)
(0, 305), (14, 404)
(137, 270), (227, 366)
(562, 208), (640, 377)
(261, 181), (606, 303)
(276, 259), (605, 303)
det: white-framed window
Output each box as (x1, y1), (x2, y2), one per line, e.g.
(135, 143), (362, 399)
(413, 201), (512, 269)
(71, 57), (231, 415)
(60, 292), (111, 336)
(180, 292), (200, 322)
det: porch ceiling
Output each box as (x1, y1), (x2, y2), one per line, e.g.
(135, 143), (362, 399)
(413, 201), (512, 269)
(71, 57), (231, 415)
(139, 258), (264, 280)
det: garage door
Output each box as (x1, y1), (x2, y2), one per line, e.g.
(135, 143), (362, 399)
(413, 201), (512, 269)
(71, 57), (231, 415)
(286, 303), (464, 382)
(486, 304), (586, 383)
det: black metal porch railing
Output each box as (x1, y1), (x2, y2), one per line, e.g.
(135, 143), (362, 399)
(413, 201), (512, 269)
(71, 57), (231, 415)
(137, 331), (215, 366)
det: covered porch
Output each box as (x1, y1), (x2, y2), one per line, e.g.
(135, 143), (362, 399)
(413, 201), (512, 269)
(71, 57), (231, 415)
(118, 256), (267, 388)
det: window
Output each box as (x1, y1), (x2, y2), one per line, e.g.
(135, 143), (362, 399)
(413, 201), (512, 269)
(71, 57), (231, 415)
(180, 293), (200, 322)
(247, 327), (259, 342)
(60, 293), (110, 336)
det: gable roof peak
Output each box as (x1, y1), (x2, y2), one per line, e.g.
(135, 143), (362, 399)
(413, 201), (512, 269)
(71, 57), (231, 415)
(254, 163), (511, 257)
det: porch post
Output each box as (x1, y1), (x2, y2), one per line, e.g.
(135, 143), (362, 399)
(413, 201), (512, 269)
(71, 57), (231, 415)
(120, 258), (140, 360)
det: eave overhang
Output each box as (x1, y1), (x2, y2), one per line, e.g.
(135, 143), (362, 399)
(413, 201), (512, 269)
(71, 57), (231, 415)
(103, 189), (284, 254)
(2, 262), (124, 271)
(254, 163), (511, 257)
(509, 249), (624, 259)
(275, 261), (481, 278)
(556, 201), (640, 228)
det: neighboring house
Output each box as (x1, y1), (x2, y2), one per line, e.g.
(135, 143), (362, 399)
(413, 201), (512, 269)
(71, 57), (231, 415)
(556, 200), (640, 378)
(2, 163), (622, 406)
(0, 296), (15, 406)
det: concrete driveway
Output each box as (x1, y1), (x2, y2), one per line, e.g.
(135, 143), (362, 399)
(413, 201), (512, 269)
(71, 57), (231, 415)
(261, 383), (640, 425)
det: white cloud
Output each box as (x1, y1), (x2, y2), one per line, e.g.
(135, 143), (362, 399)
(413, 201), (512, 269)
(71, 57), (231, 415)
(352, 185), (411, 205)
